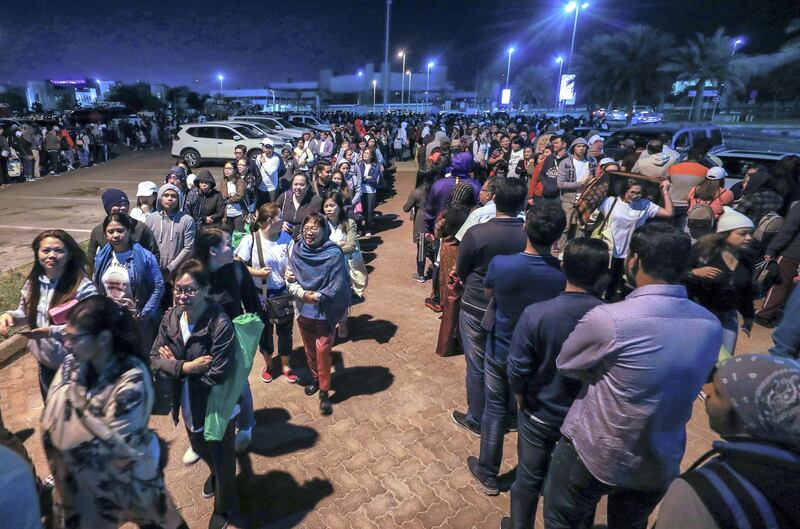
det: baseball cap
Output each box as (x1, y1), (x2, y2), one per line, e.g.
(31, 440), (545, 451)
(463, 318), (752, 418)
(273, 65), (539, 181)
(260, 138), (274, 147)
(706, 167), (727, 180)
(137, 181), (158, 197)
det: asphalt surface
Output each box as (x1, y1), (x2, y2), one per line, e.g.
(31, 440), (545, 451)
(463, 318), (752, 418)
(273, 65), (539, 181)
(0, 148), (183, 272)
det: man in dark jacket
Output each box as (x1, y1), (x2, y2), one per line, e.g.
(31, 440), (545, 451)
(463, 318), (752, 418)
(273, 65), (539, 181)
(194, 170), (226, 228)
(535, 134), (568, 204)
(87, 189), (159, 262)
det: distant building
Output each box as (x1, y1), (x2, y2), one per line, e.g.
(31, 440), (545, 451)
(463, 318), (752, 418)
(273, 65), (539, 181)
(25, 79), (168, 111)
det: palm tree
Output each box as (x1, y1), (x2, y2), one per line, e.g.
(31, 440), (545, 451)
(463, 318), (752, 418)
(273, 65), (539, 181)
(663, 26), (800, 120)
(512, 65), (553, 108)
(570, 25), (675, 115)
(661, 29), (751, 121)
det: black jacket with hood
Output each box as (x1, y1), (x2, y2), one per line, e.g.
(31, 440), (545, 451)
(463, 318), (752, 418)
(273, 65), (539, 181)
(193, 170), (226, 227)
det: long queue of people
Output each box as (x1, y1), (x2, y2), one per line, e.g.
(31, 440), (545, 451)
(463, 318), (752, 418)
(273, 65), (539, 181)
(0, 130), (388, 528)
(401, 117), (800, 528)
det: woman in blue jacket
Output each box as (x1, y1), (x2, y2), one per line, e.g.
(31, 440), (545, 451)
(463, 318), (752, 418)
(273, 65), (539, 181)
(357, 148), (383, 237)
(93, 212), (164, 350)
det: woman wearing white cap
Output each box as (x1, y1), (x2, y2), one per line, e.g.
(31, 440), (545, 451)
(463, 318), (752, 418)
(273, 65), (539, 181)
(685, 207), (756, 355)
(687, 167), (734, 221)
(130, 181), (158, 222)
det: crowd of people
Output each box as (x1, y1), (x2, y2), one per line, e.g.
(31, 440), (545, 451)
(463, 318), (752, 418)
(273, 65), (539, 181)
(398, 113), (800, 529)
(0, 109), (798, 529)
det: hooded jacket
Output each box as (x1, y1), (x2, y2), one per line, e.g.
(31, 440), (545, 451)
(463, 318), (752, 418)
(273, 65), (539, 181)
(557, 137), (597, 203)
(424, 152), (481, 232)
(426, 131), (449, 159)
(193, 170), (225, 226)
(632, 150), (674, 179)
(144, 184), (196, 272)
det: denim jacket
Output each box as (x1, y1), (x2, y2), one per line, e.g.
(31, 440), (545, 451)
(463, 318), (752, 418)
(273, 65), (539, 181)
(93, 242), (164, 319)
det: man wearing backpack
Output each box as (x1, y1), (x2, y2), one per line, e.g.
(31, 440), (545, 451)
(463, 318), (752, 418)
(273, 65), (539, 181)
(667, 146), (708, 231)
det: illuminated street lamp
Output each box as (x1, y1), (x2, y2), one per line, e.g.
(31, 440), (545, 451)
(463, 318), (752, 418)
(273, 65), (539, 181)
(217, 74), (224, 97)
(732, 38), (744, 56)
(426, 62), (434, 111)
(555, 56), (564, 111)
(506, 47), (515, 90)
(564, 2), (589, 75)
(398, 51), (407, 108)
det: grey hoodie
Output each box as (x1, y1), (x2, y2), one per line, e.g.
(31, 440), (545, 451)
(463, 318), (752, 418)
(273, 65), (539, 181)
(557, 137), (597, 202)
(145, 183), (195, 272)
(632, 150), (675, 178)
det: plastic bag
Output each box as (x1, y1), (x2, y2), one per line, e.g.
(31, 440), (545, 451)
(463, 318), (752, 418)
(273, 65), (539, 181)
(203, 312), (264, 441)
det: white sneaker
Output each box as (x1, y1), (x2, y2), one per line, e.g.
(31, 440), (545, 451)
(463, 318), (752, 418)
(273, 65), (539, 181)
(235, 427), (252, 453)
(182, 446), (201, 465)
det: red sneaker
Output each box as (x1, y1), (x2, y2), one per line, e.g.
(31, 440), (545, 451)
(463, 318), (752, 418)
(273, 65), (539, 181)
(261, 369), (274, 383)
(283, 369), (299, 384)
(425, 297), (443, 313)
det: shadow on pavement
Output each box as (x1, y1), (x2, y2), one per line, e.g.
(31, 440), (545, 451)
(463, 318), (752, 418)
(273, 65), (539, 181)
(372, 213), (403, 234)
(346, 313), (398, 344)
(236, 452), (333, 528)
(248, 407), (319, 458)
(330, 365), (394, 404)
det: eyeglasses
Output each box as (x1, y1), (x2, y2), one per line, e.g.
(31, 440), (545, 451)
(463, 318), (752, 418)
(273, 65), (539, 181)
(302, 226), (321, 234)
(63, 331), (93, 343)
(173, 287), (200, 298)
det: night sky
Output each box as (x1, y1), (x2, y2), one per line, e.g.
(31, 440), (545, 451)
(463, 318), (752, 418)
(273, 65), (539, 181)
(2, 0), (799, 92)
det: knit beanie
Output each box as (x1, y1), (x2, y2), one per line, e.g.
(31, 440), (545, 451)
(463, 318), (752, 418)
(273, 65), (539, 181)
(716, 206), (755, 233)
(101, 189), (129, 214)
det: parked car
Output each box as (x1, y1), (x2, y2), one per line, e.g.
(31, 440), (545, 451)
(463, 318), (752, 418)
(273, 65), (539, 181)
(171, 122), (264, 167)
(229, 115), (309, 139)
(630, 111), (663, 125)
(287, 115), (331, 132)
(606, 106), (655, 124)
(604, 123), (724, 160)
(226, 120), (294, 146)
(711, 149), (798, 189)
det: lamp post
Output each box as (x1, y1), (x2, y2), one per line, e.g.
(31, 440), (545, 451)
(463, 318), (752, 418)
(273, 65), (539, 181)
(398, 51), (406, 109)
(426, 62), (434, 112)
(564, 2), (589, 75)
(505, 47), (514, 90)
(217, 74), (224, 97)
(372, 79), (377, 112)
(407, 70), (413, 113)
(555, 56), (564, 113)
(731, 38), (743, 56)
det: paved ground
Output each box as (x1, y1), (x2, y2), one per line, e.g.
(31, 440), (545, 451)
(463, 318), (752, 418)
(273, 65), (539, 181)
(0, 151), (775, 528)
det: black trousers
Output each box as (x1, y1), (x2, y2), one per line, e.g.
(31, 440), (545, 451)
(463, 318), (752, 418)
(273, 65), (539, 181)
(363, 192), (377, 232)
(47, 150), (60, 173)
(187, 420), (237, 515)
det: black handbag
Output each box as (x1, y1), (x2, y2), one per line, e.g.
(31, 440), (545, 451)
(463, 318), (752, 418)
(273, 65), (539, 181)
(254, 231), (295, 324)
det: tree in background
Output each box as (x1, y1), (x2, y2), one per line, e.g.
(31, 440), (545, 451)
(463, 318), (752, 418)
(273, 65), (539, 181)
(0, 91), (26, 113)
(570, 25), (675, 115)
(512, 65), (555, 109)
(107, 83), (163, 112)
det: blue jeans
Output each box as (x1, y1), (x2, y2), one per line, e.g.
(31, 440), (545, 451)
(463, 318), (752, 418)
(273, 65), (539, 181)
(459, 308), (487, 425)
(509, 411), (562, 529)
(477, 357), (516, 480)
(718, 310), (739, 355)
(543, 438), (666, 529)
(770, 285), (800, 359)
(236, 380), (255, 431)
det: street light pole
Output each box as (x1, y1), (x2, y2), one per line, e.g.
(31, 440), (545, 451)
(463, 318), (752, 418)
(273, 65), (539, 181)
(372, 79), (377, 112)
(565, 2), (588, 76)
(217, 74), (224, 97)
(731, 38), (743, 56)
(555, 57), (564, 113)
(398, 51), (406, 109)
(505, 47), (514, 90)
(407, 70), (412, 113)
(426, 62), (434, 112)
(383, 0), (392, 112)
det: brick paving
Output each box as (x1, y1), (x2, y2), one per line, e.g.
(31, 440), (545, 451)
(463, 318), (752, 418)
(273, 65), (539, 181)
(0, 159), (775, 529)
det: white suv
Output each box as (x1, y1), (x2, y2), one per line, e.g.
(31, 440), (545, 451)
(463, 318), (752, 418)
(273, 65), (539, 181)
(230, 115), (309, 139)
(171, 122), (265, 167)
(288, 115), (331, 132)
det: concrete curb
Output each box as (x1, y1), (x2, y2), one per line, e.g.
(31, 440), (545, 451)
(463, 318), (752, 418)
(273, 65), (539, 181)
(0, 335), (27, 366)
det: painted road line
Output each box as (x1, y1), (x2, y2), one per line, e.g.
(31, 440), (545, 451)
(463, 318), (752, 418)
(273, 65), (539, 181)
(0, 224), (92, 233)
